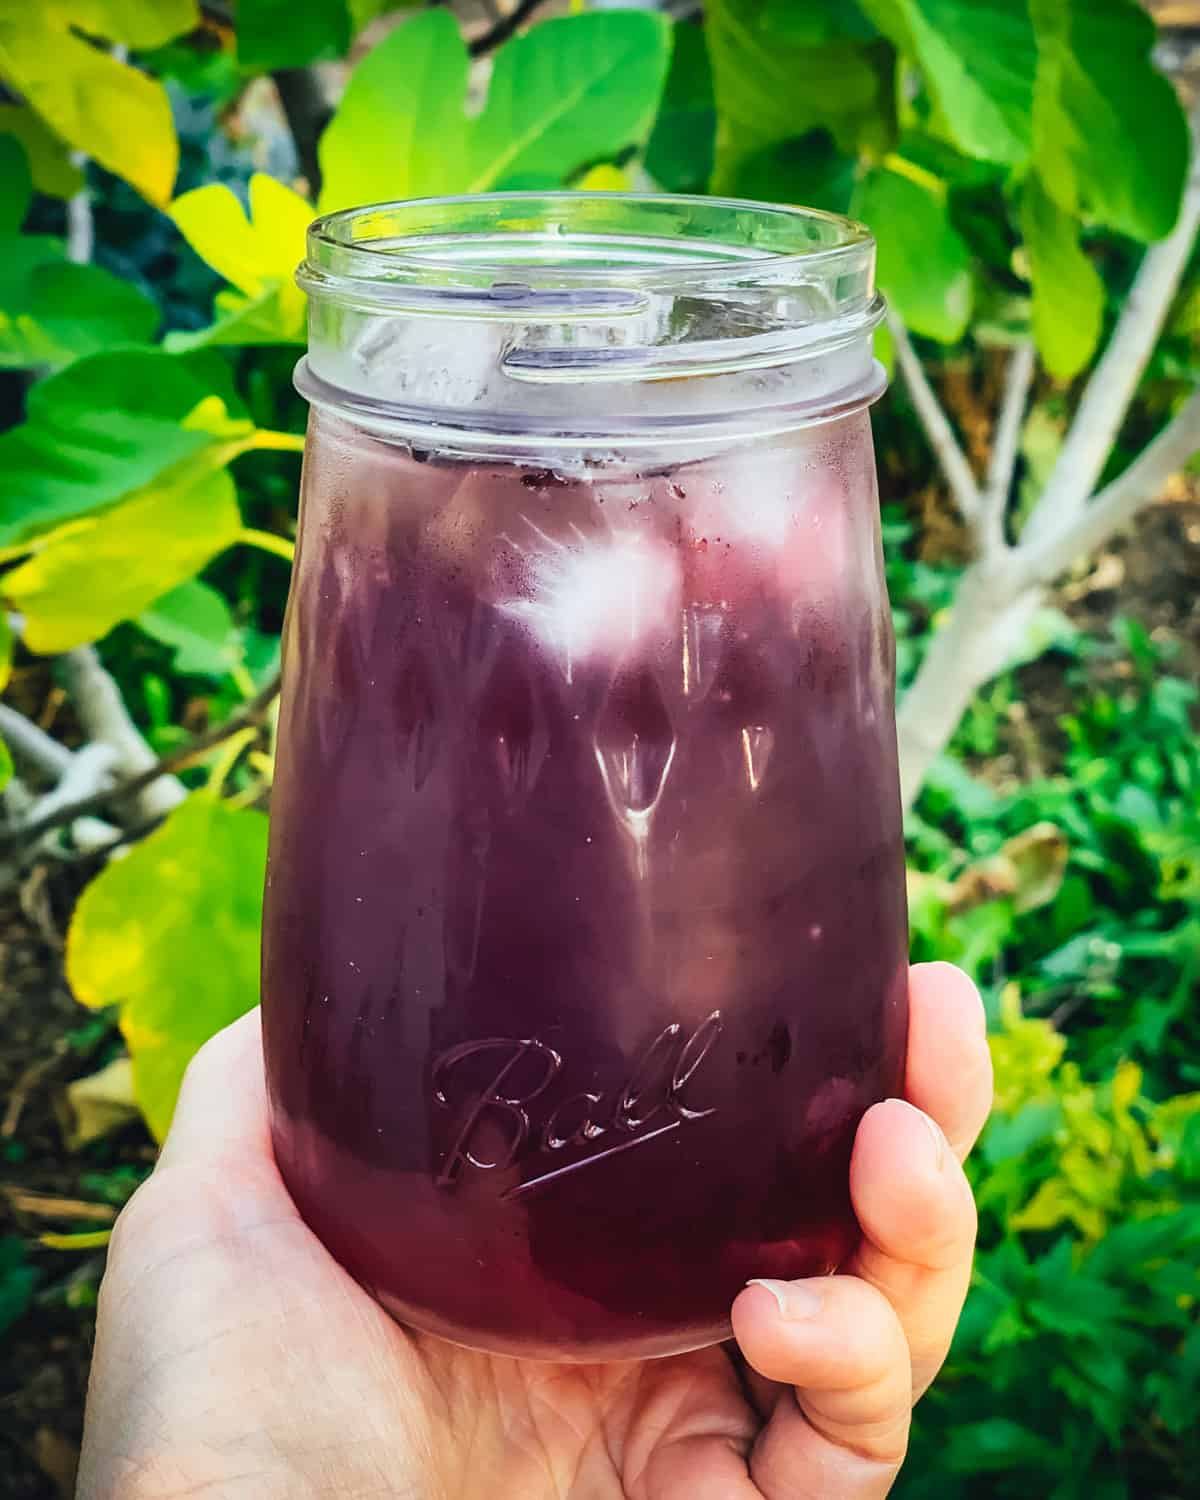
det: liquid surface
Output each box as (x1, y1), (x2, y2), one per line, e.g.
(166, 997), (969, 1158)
(262, 410), (909, 1360)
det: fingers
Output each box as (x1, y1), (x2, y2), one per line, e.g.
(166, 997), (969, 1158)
(157, 1007), (272, 1172)
(847, 1097), (977, 1397)
(904, 962), (993, 1160)
(732, 1276), (910, 1498)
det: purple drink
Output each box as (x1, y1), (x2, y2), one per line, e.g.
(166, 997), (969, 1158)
(262, 193), (908, 1360)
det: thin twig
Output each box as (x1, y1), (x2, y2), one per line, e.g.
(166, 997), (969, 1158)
(4, 671), (282, 851)
(468, 0), (548, 56)
(1017, 388), (1200, 587)
(1024, 108), (1200, 544)
(980, 340), (1035, 557)
(887, 309), (982, 529)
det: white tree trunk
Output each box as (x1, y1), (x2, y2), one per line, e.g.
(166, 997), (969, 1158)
(896, 564), (1042, 807)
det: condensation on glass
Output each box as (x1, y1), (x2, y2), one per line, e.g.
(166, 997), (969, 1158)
(261, 193), (909, 1361)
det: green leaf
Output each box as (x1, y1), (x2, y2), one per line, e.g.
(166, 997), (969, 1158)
(237, 0), (351, 70)
(1022, 173), (1104, 379)
(45, 0), (200, 49)
(138, 579), (240, 678)
(0, 136), (31, 233)
(645, 21), (715, 193)
(0, 104), (84, 198)
(1030, 0), (1189, 242)
(852, 165), (971, 341)
(4, 467), (244, 653)
(66, 795), (267, 1141)
(860, 0), (1035, 165)
(167, 174), (311, 345)
(0, 732), (12, 795)
(0, 250), (159, 370)
(466, 11), (671, 193)
(318, 9), (671, 212)
(0, 348), (249, 547)
(707, 0), (894, 190)
(317, 9), (470, 213)
(0, 16), (179, 204)
(729, 130), (856, 215)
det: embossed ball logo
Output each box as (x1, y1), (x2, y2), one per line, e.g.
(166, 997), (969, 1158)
(432, 1012), (724, 1197)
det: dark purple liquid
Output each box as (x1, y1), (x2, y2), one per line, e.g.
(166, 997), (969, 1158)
(262, 410), (908, 1360)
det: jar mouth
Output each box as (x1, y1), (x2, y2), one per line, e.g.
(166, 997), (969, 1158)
(297, 192), (885, 445)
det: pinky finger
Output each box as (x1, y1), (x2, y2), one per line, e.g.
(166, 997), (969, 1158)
(732, 1276), (911, 1499)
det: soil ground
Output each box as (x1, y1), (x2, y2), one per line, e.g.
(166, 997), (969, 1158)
(0, 497), (1196, 1498)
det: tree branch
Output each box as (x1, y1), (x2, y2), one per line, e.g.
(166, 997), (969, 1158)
(468, 0), (549, 56)
(980, 340), (1035, 557)
(0, 704), (74, 779)
(272, 67), (330, 198)
(1016, 388), (1200, 587)
(887, 309), (982, 530)
(59, 648), (186, 823)
(4, 671), (282, 851)
(1024, 116), (1200, 545)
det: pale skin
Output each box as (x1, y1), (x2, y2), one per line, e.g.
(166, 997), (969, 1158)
(77, 961), (993, 1500)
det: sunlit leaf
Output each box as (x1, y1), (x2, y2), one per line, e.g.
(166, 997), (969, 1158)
(1031, 0), (1188, 242)
(0, 612), (11, 694)
(317, 9), (470, 213)
(0, 349), (249, 547)
(466, 12), (670, 192)
(852, 164), (971, 341)
(317, 9), (670, 212)
(44, 0), (200, 49)
(645, 20), (715, 193)
(0, 104), (84, 198)
(0, 18), (179, 204)
(138, 578), (240, 678)
(1021, 173), (1104, 379)
(167, 174), (311, 344)
(66, 795), (267, 1141)
(0, 733), (12, 794)
(860, 0), (1035, 165)
(4, 466), (243, 653)
(707, 0), (894, 190)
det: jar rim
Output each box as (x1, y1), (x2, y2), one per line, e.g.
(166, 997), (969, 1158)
(301, 191), (875, 303)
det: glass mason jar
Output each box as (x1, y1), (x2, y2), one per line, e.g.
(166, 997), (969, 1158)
(261, 193), (909, 1362)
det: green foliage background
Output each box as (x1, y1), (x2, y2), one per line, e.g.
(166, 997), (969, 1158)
(0, 3), (1197, 1496)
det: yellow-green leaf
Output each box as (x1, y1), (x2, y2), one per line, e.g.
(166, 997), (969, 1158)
(0, 105), (83, 198)
(168, 174), (311, 341)
(0, 20), (179, 204)
(42, 0), (200, 49)
(4, 467), (243, 653)
(0, 732), (12, 794)
(0, 611), (11, 693)
(67, 795), (267, 1141)
(1021, 170), (1104, 380)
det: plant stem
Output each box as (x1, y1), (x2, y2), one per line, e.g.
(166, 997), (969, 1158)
(238, 527), (296, 563)
(205, 727), (260, 797)
(251, 429), (307, 454)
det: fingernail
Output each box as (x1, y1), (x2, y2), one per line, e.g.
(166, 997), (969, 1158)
(747, 1278), (822, 1320)
(886, 1098), (948, 1172)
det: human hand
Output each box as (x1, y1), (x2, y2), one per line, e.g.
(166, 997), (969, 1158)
(77, 962), (992, 1499)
